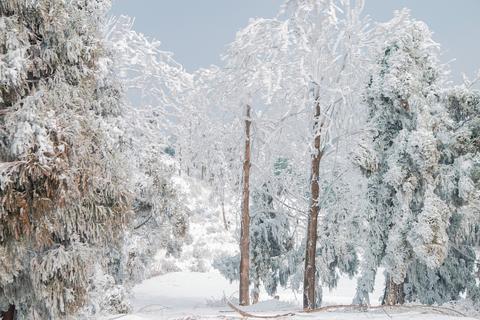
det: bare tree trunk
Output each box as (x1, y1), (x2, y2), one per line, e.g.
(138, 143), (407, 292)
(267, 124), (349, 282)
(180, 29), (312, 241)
(1, 305), (15, 320)
(221, 197), (229, 231)
(239, 104), (252, 306)
(303, 100), (322, 311)
(382, 274), (405, 306)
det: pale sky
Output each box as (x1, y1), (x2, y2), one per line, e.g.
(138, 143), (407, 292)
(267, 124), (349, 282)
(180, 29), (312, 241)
(110, 0), (480, 84)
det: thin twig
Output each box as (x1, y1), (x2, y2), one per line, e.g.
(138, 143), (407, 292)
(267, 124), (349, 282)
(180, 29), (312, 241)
(305, 304), (469, 318)
(381, 306), (392, 319)
(133, 214), (153, 230)
(136, 303), (169, 313)
(227, 301), (295, 319)
(105, 314), (128, 320)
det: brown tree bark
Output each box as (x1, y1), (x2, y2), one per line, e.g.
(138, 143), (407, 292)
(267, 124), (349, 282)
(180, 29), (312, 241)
(1, 305), (15, 320)
(382, 274), (405, 306)
(303, 100), (322, 311)
(239, 104), (252, 306)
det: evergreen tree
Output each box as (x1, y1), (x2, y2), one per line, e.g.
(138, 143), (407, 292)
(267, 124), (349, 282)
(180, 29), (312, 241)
(249, 182), (293, 304)
(315, 170), (362, 297)
(406, 86), (480, 306)
(354, 12), (449, 305)
(402, 84), (480, 307)
(0, 0), (130, 318)
(213, 164), (295, 304)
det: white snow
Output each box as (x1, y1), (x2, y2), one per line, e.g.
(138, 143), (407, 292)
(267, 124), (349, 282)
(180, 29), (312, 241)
(98, 177), (477, 320)
(101, 270), (476, 320)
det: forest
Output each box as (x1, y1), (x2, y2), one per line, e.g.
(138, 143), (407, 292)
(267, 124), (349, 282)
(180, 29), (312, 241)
(0, 0), (479, 319)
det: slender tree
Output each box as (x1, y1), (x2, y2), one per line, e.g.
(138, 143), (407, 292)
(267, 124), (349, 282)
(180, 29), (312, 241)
(239, 104), (252, 305)
(304, 99), (322, 309)
(280, 0), (370, 309)
(220, 18), (290, 305)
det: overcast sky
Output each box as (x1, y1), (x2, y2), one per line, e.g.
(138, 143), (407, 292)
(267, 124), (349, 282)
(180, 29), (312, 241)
(110, 0), (479, 84)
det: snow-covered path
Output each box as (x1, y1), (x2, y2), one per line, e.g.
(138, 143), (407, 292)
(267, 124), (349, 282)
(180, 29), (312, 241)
(128, 271), (237, 319)
(102, 271), (477, 320)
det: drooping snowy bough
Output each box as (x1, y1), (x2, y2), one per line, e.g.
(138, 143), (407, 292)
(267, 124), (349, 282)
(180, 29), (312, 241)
(0, 1), (130, 318)
(354, 10), (480, 307)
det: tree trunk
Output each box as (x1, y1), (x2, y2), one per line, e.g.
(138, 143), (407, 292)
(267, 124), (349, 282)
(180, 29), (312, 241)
(219, 168), (229, 231)
(221, 198), (229, 231)
(239, 104), (252, 306)
(252, 275), (260, 305)
(382, 274), (405, 306)
(178, 147), (182, 176)
(303, 100), (322, 311)
(1, 305), (15, 320)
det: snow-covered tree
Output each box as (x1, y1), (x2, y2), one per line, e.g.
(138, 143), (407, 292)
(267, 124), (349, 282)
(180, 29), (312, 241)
(105, 14), (191, 287)
(401, 77), (480, 307)
(219, 17), (291, 306)
(354, 10), (451, 306)
(0, 0), (130, 318)
(105, 15), (192, 133)
(406, 82), (480, 306)
(123, 156), (189, 281)
(279, 0), (371, 309)
(250, 187), (291, 303)
(443, 85), (480, 246)
(215, 0), (371, 309)
(213, 179), (294, 304)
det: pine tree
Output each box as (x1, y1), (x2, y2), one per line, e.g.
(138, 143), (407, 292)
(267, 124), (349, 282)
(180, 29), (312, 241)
(401, 83), (480, 307)
(213, 163), (295, 304)
(315, 170), (362, 291)
(354, 11), (450, 306)
(0, 1), (130, 318)
(249, 176), (294, 303)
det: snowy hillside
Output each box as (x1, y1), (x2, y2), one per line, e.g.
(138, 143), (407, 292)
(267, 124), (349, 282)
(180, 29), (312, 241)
(148, 176), (238, 276)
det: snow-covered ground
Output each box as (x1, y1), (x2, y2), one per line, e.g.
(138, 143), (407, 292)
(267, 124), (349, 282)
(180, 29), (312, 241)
(101, 270), (477, 320)
(100, 177), (478, 320)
